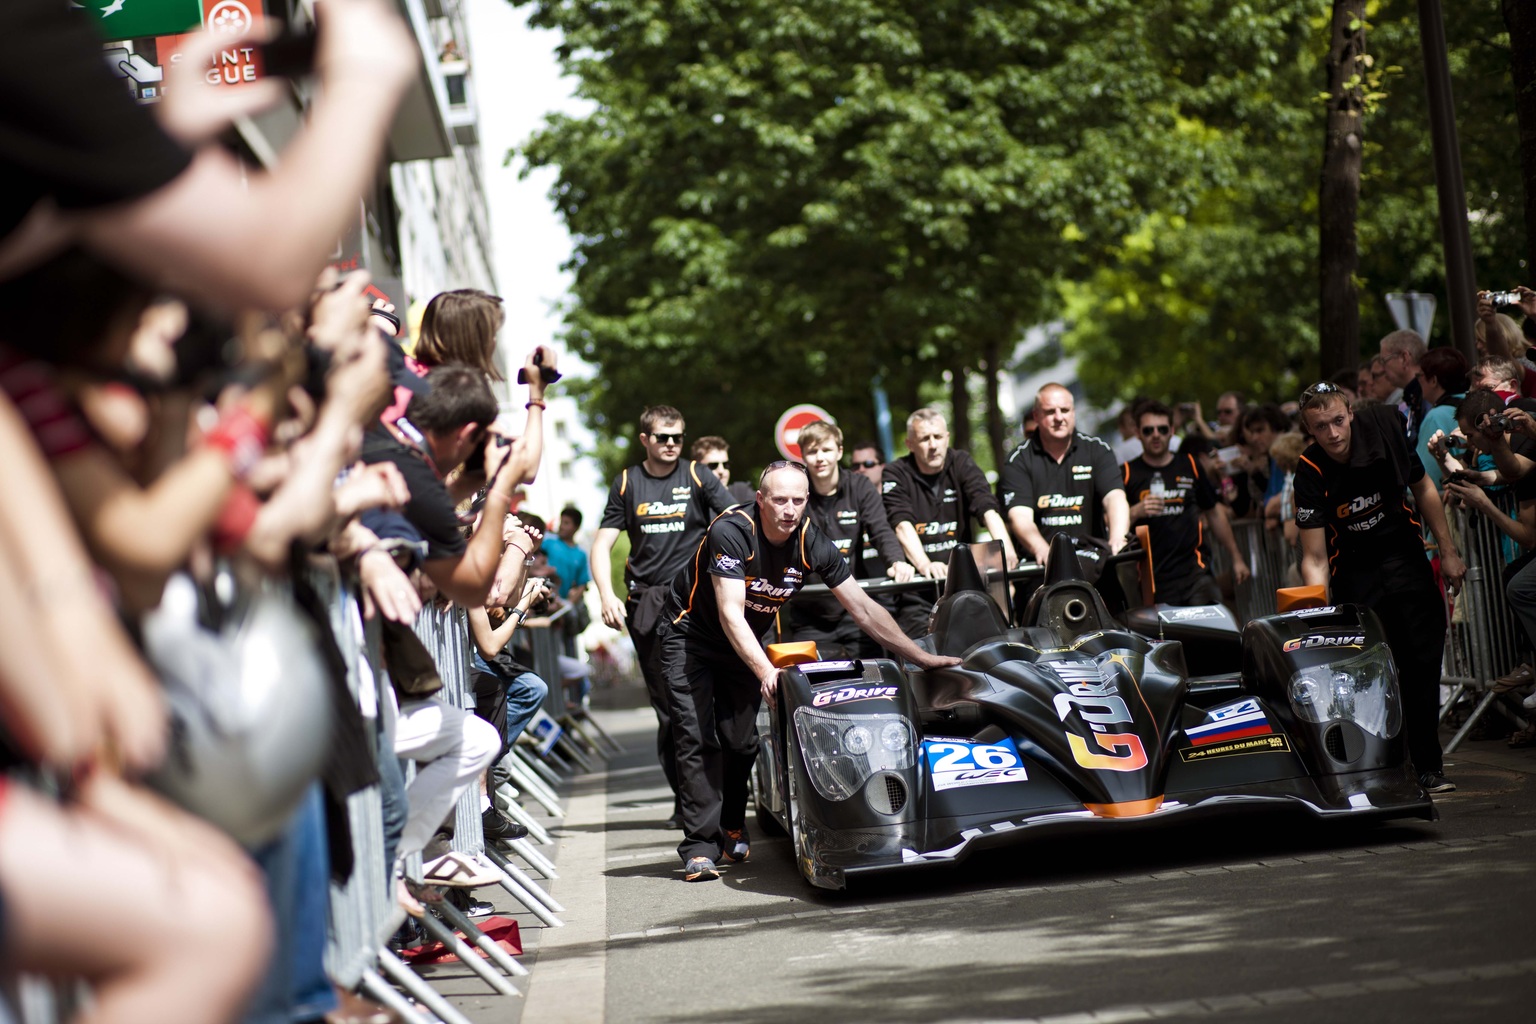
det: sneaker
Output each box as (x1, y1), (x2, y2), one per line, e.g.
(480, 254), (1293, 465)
(1523, 690), (1536, 711)
(466, 899), (496, 919)
(683, 856), (719, 882)
(720, 828), (749, 864)
(1419, 772), (1457, 794)
(662, 813), (682, 830)
(1492, 663), (1534, 693)
(482, 807), (529, 841)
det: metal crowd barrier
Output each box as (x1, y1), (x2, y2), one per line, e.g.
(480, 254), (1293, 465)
(1210, 504), (1533, 753)
(1439, 493), (1533, 750)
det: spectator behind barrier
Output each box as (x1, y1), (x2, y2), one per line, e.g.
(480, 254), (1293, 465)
(1413, 347), (1471, 487)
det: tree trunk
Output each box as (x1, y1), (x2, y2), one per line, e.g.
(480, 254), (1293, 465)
(950, 365), (972, 453)
(983, 337), (1005, 468)
(1319, 0), (1366, 376)
(1506, 0), (1536, 275)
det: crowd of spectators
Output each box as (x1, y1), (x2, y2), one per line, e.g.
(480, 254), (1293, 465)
(0, 3), (590, 1022)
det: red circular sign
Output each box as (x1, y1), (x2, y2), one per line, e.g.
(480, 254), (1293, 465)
(774, 404), (835, 460)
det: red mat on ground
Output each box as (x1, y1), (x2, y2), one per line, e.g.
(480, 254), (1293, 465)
(400, 917), (523, 964)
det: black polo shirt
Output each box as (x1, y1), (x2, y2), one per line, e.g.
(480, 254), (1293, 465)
(881, 449), (1000, 561)
(664, 504), (851, 649)
(998, 432), (1123, 542)
(599, 459), (731, 591)
(1294, 405), (1424, 578)
(1123, 452), (1217, 595)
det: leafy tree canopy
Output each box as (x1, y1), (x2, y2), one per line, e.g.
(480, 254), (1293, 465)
(511, 0), (1526, 472)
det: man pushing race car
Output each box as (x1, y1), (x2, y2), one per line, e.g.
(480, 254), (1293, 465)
(655, 460), (959, 882)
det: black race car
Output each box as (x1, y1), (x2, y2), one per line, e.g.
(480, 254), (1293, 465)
(752, 534), (1435, 890)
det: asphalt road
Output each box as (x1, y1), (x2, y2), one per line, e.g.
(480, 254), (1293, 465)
(440, 705), (1536, 1023)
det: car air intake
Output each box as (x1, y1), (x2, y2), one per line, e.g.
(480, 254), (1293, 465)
(866, 772), (908, 815)
(1322, 722), (1365, 764)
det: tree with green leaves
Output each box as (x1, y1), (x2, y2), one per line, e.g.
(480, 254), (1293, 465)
(510, 0), (1528, 460)
(514, 0), (1327, 471)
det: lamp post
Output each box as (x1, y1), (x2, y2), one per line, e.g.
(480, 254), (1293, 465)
(1418, 0), (1478, 362)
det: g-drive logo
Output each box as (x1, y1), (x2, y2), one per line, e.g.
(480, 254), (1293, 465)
(812, 685), (898, 707)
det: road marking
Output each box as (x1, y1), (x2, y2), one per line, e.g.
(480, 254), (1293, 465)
(929, 957), (1536, 1023)
(605, 828), (1535, 942)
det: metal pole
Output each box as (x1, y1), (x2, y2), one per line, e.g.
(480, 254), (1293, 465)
(1418, 0), (1478, 361)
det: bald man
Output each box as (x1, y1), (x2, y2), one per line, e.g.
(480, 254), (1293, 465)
(656, 462), (958, 881)
(999, 383), (1128, 563)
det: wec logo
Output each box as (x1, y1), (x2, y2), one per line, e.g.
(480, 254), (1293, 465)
(811, 685), (898, 707)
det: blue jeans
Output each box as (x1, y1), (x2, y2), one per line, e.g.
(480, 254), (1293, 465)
(472, 652), (548, 756)
(243, 785), (337, 1024)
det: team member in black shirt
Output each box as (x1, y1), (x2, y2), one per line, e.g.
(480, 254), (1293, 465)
(1295, 382), (1465, 794)
(1123, 400), (1250, 604)
(590, 405), (732, 825)
(784, 420), (914, 656)
(659, 462), (959, 881)
(1000, 383), (1128, 564)
(883, 407), (1017, 636)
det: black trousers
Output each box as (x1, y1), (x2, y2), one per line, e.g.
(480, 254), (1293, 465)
(1157, 570), (1221, 607)
(627, 586), (680, 810)
(658, 620), (762, 863)
(1334, 554), (1447, 775)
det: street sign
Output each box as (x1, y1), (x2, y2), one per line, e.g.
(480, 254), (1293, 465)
(1385, 292), (1437, 342)
(82, 0), (203, 41)
(774, 404), (835, 461)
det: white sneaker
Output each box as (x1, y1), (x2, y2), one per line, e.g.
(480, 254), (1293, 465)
(1523, 690), (1536, 711)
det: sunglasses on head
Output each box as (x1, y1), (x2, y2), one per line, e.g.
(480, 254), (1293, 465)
(705, 460), (730, 470)
(1299, 381), (1341, 406)
(759, 459), (809, 485)
(851, 459), (881, 469)
(650, 432), (685, 445)
(1140, 424), (1171, 436)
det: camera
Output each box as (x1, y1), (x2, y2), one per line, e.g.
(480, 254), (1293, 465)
(516, 346), (563, 385)
(1486, 290), (1523, 306)
(1488, 412), (1511, 434)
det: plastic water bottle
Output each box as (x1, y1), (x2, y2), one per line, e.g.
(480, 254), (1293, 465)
(1149, 472), (1166, 503)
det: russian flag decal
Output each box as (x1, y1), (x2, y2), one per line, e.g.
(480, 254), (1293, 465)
(1186, 698), (1273, 746)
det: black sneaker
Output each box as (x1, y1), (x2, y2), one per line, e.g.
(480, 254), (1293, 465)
(1419, 772), (1456, 794)
(483, 807), (529, 841)
(720, 827), (749, 864)
(663, 813), (682, 830)
(684, 856), (719, 882)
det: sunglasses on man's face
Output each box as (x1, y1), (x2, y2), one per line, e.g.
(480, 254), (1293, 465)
(850, 459), (881, 469)
(705, 460), (730, 470)
(1140, 424), (1171, 436)
(650, 432), (684, 445)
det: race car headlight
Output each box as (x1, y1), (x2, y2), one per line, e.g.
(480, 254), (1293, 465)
(1287, 643), (1402, 739)
(793, 707), (915, 801)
